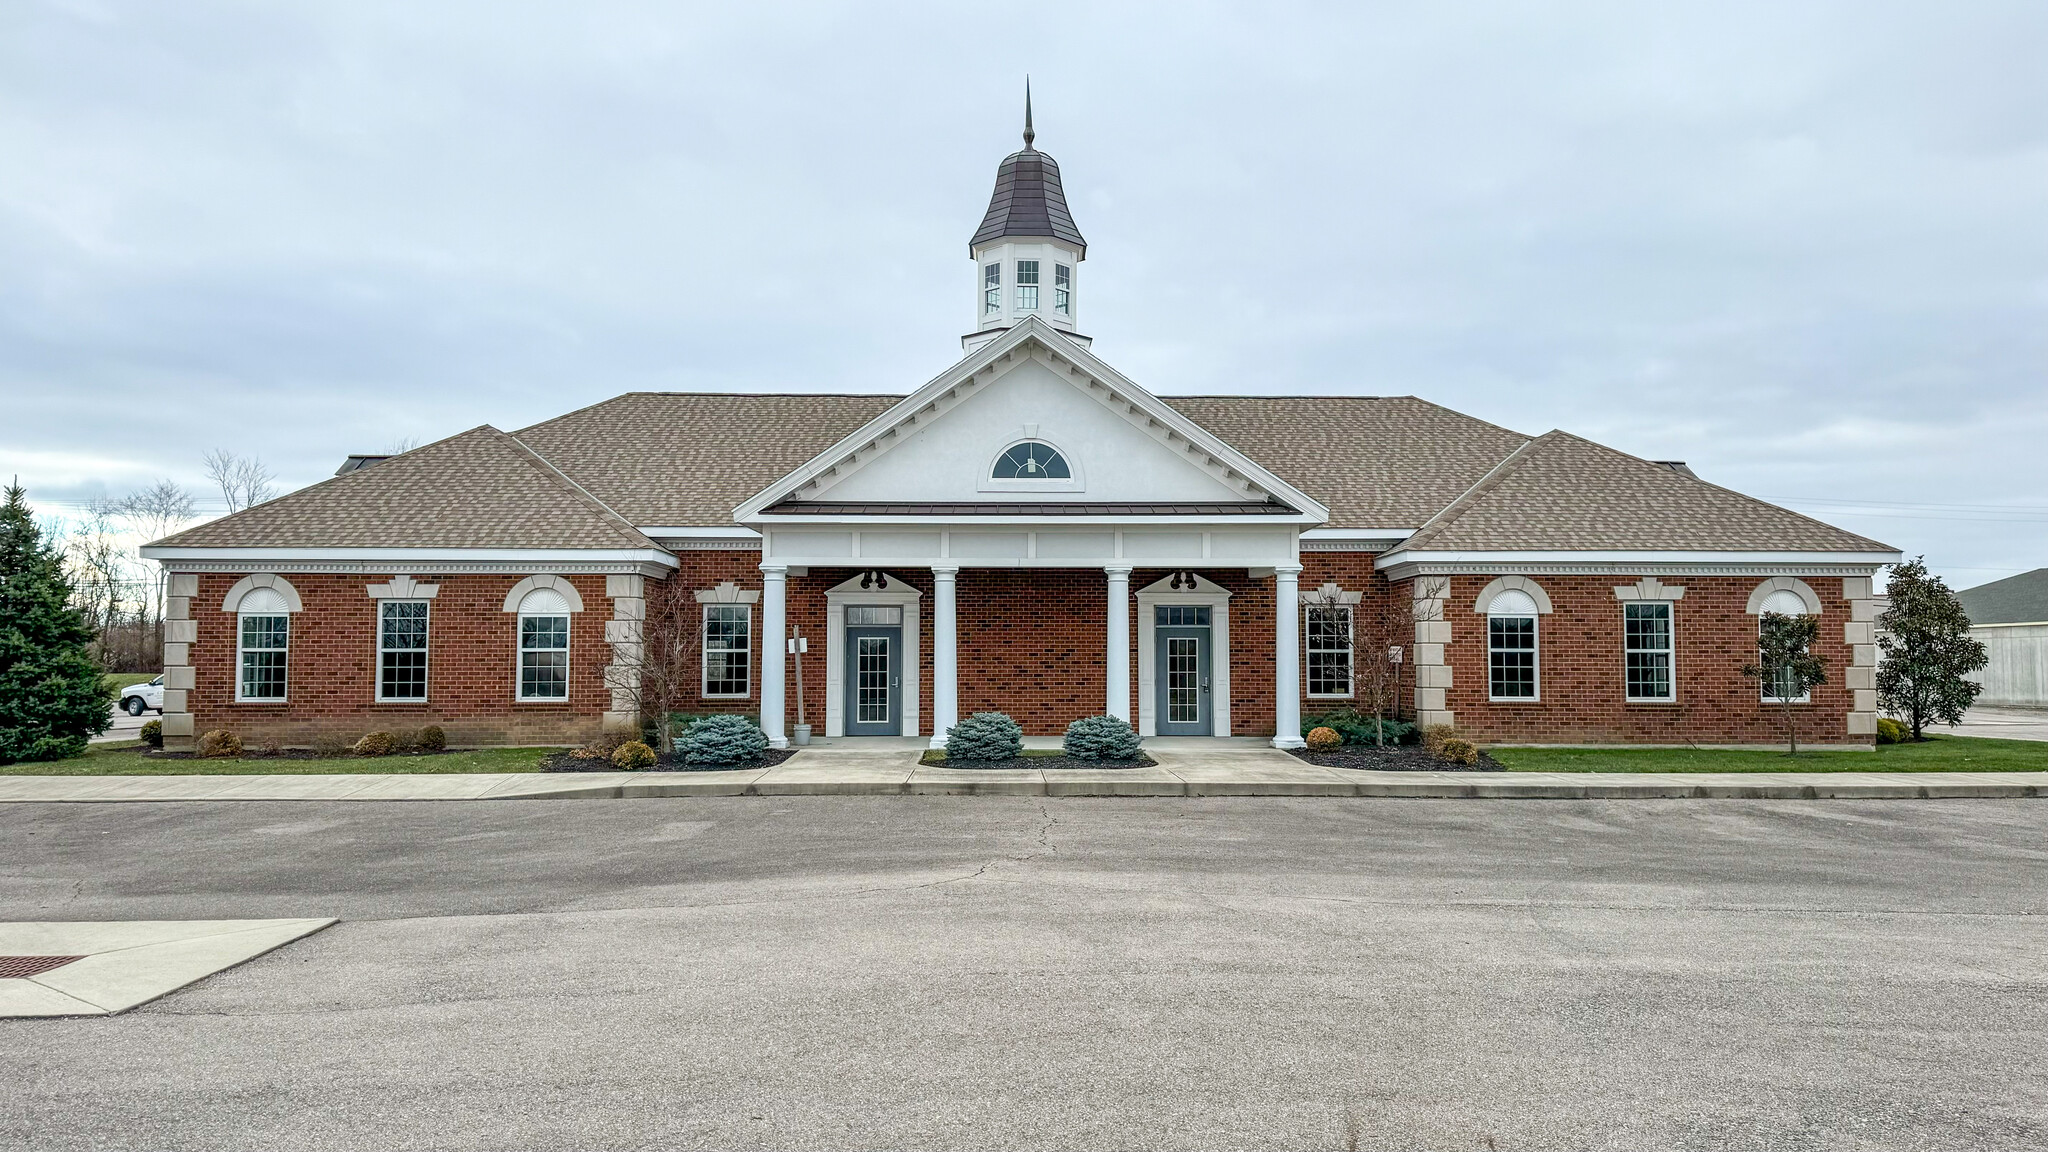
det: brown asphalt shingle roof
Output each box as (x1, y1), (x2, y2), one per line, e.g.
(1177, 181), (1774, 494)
(150, 426), (661, 551)
(1395, 431), (1892, 553)
(149, 393), (1894, 557)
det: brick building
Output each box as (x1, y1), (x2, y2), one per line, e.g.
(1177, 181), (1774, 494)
(141, 112), (1897, 752)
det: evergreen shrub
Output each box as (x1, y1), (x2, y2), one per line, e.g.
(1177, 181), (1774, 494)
(1062, 714), (1142, 761)
(945, 712), (1023, 761)
(678, 714), (768, 766)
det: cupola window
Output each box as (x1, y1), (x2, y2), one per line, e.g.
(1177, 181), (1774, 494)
(1015, 260), (1039, 311)
(1055, 264), (1071, 314)
(983, 263), (1001, 314)
(992, 441), (1070, 479)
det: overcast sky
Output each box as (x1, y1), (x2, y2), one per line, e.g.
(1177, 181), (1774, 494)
(4, 2), (2044, 586)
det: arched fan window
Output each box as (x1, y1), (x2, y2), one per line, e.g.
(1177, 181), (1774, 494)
(991, 441), (1071, 480)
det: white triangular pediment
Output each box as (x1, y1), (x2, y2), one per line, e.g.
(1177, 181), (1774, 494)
(734, 318), (1328, 520)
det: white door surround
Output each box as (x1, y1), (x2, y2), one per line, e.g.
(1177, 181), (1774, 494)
(824, 572), (924, 740)
(1134, 572), (1232, 738)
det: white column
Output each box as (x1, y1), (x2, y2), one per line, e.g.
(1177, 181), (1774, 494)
(1272, 564), (1305, 749)
(930, 565), (960, 749)
(1104, 565), (1132, 721)
(760, 563), (788, 749)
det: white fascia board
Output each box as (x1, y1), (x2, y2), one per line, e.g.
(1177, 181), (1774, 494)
(730, 316), (1332, 523)
(1972, 620), (2048, 629)
(1301, 528), (1415, 540)
(637, 526), (761, 539)
(1377, 549), (1901, 570)
(139, 546), (681, 567)
(753, 513), (1322, 527)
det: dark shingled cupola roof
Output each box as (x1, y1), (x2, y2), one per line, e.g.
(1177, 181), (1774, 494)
(969, 83), (1087, 257)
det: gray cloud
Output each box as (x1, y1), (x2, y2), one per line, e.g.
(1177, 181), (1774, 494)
(3, 1), (2044, 585)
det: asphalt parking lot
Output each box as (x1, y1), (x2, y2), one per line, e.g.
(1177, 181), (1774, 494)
(4, 797), (2045, 1151)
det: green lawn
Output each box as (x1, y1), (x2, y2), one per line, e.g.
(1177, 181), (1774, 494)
(6, 741), (552, 776)
(1489, 733), (2048, 773)
(101, 672), (157, 692)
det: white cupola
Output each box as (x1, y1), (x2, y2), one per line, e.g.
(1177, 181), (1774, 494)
(964, 83), (1089, 353)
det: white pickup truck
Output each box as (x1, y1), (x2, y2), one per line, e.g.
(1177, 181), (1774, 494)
(118, 676), (165, 716)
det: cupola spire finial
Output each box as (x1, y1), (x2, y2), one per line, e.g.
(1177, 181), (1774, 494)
(1022, 76), (1034, 150)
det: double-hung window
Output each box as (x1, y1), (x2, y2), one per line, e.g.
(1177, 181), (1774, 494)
(516, 588), (571, 701)
(1487, 590), (1539, 700)
(1304, 605), (1353, 697)
(378, 601), (430, 701)
(1015, 260), (1039, 310)
(703, 605), (751, 697)
(983, 263), (1001, 314)
(1624, 602), (1674, 701)
(1054, 263), (1071, 314)
(237, 587), (290, 702)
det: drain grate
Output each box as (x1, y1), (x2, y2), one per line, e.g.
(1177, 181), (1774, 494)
(0, 956), (86, 979)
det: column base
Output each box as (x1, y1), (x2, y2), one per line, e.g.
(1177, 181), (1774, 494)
(1270, 735), (1307, 750)
(928, 734), (948, 751)
(767, 736), (790, 750)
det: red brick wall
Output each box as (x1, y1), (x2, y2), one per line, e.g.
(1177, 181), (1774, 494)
(189, 571), (614, 747)
(1437, 573), (1860, 745)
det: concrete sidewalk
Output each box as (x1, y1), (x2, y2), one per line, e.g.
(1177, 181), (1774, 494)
(3, 749), (2045, 801)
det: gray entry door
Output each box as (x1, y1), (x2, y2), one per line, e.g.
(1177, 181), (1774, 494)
(844, 625), (903, 736)
(1154, 610), (1213, 736)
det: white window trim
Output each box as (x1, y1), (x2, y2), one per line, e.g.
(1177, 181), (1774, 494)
(1623, 601), (1677, 703)
(235, 610), (289, 703)
(1054, 263), (1071, 315)
(516, 610), (572, 703)
(1486, 610), (1540, 703)
(700, 603), (753, 700)
(983, 263), (1001, 315)
(376, 600), (432, 703)
(1756, 589), (1815, 705)
(1303, 603), (1355, 699)
(1015, 258), (1040, 312)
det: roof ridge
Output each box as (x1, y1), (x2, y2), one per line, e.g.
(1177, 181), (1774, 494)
(149, 425), (503, 548)
(498, 432), (662, 548)
(1398, 433), (1546, 550)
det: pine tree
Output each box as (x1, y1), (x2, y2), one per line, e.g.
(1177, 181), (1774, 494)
(0, 483), (113, 763)
(1876, 557), (1988, 741)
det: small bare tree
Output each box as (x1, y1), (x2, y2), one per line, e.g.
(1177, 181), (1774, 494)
(61, 499), (130, 665)
(202, 449), (277, 513)
(618, 576), (706, 754)
(1301, 581), (1437, 746)
(116, 479), (197, 659)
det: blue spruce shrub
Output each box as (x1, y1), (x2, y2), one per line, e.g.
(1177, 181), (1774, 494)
(944, 711), (1023, 762)
(677, 713), (769, 767)
(1062, 714), (1142, 761)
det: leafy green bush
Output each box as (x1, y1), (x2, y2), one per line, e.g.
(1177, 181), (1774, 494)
(1875, 717), (1905, 745)
(353, 731), (395, 757)
(1062, 714), (1141, 761)
(946, 712), (1023, 761)
(610, 740), (656, 769)
(1435, 737), (1480, 766)
(1303, 708), (1414, 746)
(1305, 726), (1343, 751)
(677, 714), (768, 767)
(140, 719), (163, 748)
(417, 725), (447, 752)
(197, 729), (243, 758)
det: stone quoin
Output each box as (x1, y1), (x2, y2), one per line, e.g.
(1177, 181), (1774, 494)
(141, 97), (1898, 752)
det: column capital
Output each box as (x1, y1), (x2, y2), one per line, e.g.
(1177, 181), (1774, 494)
(1274, 563), (1303, 577)
(930, 563), (960, 578)
(759, 562), (789, 576)
(1103, 564), (1134, 577)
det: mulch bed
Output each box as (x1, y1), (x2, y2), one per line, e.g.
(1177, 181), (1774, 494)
(141, 747), (457, 762)
(921, 754), (1157, 771)
(1287, 745), (1499, 772)
(540, 748), (802, 773)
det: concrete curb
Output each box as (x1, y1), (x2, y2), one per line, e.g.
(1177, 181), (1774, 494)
(1, 767), (2044, 801)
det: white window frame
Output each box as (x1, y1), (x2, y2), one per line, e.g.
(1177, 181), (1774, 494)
(1303, 603), (1354, 698)
(1486, 610), (1539, 702)
(236, 610), (289, 703)
(377, 600), (431, 703)
(1756, 590), (1813, 704)
(983, 262), (1001, 314)
(1015, 259), (1039, 311)
(1054, 263), (1071, 314)
(701, 603), (752, 699)
(1623, 601), (1676, 703)
(516, 607), (571, 703)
